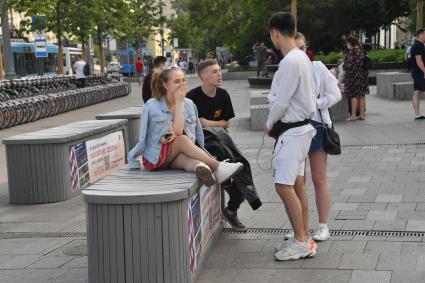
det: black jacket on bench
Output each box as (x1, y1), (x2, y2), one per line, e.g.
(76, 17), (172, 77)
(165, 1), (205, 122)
(202, 126), (262, 210)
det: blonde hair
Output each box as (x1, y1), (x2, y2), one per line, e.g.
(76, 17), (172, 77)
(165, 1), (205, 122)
(295, 32), (307, 45)
(151, 68), (178, 100)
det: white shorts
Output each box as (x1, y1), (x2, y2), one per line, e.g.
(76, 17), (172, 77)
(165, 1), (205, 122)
(272, 128), (316, 186)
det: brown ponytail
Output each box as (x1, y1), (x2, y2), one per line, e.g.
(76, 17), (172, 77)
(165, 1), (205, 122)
(151, 68), (178, 100)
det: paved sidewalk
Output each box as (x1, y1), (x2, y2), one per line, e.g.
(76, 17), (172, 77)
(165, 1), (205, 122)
(0, 79), (423, 282)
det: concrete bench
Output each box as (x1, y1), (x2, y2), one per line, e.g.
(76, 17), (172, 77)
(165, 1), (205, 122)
(250, 104), (269, 130)
(329, 93), (349, 121)
(2, 119), (129, 204)
(377, 72), (412, 99)
(250, 90), (269, 105)
(82, 168), (223, 283)
(392, 82), (414, 100)
(96, 106), (144, 150)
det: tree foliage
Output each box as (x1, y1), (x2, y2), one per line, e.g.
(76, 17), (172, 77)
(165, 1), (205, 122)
(171, 0), (412, 64)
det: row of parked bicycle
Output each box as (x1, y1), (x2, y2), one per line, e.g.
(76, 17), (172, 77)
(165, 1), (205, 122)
(0, 74), (117, 101)
(0, 81), (131, 129)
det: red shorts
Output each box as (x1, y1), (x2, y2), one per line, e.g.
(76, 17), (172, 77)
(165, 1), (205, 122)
(142, 140), (174, 171)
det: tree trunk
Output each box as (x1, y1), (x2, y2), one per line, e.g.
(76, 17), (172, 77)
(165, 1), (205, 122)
(97, 30), (105, 73)
(0, 46), (4, 80)
(291, 0), (297, 32)
(418, 0), (424, 30)
(56, 1), (64, 74)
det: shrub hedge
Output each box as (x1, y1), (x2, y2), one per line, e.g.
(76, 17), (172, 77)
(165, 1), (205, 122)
(315, 49), (407, 64)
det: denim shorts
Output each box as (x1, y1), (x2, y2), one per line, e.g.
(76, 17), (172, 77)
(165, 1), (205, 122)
(308, 120), (324, 155)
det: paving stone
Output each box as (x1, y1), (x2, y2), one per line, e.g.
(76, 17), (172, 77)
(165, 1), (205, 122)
(373, 220), (407, 231)
(390, 271), (425, 283)
(347, 176), (372, 183)
(386, 203), (416, 211)
(341, 220), (375, 230)
(349, 270), (391, 283)
(226, 239), (268, 253)
(376, 255), (417, 271)
(0, 269), (65, 283)
(401, 242), (425, 255)
(230, 252), (271, 268)
(0, 255), (40, 269)
(382, 156), (402, 162)
(329, 241), (367, 254)
(375, 194), (403, 203)
(336, 210), (368, 220)
(300, 252), (343, 269)
(28, 255), (73, 269)
(364, 241), (402, 255)
(338, 254), (379, 270)
(52, 267), (88, 283)
(269, 269), (314, 283)
(406, 220), (425, 231)
(357, 203), (388, 211)
(415, 203), (425, 211)
(416, 255), (425, 271)
(398, 211), (425, 220)
(331, 203), (360, 211)
(341, 188), (367, 195)
(61, 256), (88, 268)
(347, 195), (377, 203)
(233, 268), (276, 283)
(367, 211), (397, 221)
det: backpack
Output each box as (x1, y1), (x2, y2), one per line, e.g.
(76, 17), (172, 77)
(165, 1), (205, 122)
(363, 54), (373, 72)
(83, 63), (90, 76)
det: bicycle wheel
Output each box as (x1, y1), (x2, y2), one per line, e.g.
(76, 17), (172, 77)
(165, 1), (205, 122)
(32, 100), (42, 122)
(13, 103), (24, 126)
(20, 101), (32, 124)
(0, 106), (5, 129)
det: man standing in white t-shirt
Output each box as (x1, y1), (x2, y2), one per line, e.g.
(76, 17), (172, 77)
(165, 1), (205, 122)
(73, 55), (86, 88)
(265, 12), (317, 261)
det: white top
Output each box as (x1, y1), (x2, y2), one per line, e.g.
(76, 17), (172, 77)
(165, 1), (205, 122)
(178, 61), (187, 70)
(74, 60), (86, 79)
(266, 48), (316, 135)
(311, 61), (342, 126)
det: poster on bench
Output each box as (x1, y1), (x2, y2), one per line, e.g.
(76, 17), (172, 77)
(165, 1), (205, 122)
(85, 131), (126, 183)
(69, 130), (125, 191)
(188, 184), (221, 274)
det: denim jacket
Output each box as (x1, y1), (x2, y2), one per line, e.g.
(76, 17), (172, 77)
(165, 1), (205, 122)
(128, 97), (204, 168)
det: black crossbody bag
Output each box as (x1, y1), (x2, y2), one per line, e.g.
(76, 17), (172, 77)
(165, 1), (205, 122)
(318, 109), (341, 155)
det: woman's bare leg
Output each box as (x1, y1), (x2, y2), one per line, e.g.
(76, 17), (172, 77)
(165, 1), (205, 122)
(359, 97), (366, 119)
(169, 154), (199, 171)
(350, 97), (358, 120)
(309, 150), (330, 224)
(163, 135), (219, 170)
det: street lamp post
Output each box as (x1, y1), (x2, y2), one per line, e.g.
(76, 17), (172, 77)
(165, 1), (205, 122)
(1, 8), (16, 79)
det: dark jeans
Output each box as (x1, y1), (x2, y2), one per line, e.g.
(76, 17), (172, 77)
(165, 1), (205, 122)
(223, 181), (244, 212)
(77, 78), (86, 88)
(257, 60), (266, 77)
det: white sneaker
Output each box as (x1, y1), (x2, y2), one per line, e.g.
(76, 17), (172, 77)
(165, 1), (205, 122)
(275, 235), (317, 257)
(194, 163), (216, 186)
(312, 226), (331, 241)
(214, 160), (244, 184)
(274, 238), (314, 261)
(127, 156), (140, 169)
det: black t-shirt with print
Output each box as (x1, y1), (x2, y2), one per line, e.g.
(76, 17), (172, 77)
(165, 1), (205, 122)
(411, 40), (425, 75)
(187, 86), (235, 121)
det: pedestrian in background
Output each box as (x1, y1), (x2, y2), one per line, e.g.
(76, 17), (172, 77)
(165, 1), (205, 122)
(409, 28), (425, 120)
(135, 57), (144, 85)
(142, 56), (167, 103)
(253, 42), (269, 77)
(343, 36), (369, 121)
(73, 55), (87, 88)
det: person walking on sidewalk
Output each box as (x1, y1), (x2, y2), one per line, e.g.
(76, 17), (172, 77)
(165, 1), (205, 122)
(135, 57), (144, 85)
(265, 12), (317, 261)
(295, 32), (341, 241)
(127, 68), (244, 186)
(73, 55), (87, 88)
(410, 28), (425, 121)
(187, 59), (262, 232)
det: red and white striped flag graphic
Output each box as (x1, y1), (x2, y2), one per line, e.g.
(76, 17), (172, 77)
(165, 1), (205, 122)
(69, 147), (80, 192)
(188, 202), (196, 273)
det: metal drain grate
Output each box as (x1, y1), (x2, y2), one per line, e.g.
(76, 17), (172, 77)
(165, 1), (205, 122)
(223, 228), (425, 238)
(343, 141), (425, 147)
(0, 231), (87, 239)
